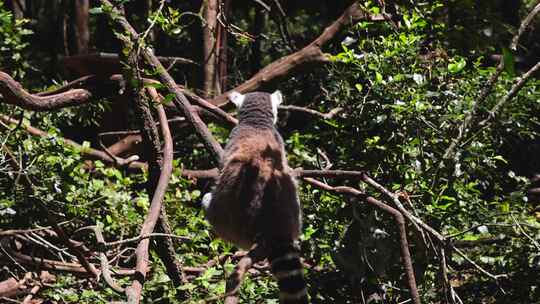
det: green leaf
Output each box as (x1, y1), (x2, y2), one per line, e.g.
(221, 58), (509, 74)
(448, 58), (466, 74)
(492, 155), (508, 164)
(375, 72), (383, 83)
(89, 7), (103, 14)
(502, 47), (515, 76)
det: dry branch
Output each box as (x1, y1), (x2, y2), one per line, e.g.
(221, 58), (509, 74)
(0, 277), (25, 298)
(0, 71), (92, 111)
(209, 3), (386, 105)
(145, 87), (187, 287)
(124, 101), (173, 303)
(5, 249), (135, 276)
(0, 114), (146, 170)
(21, 284), (40, 304)
(279, 105), (343, 119)
(50, 222), (99, 278)
(93, 225), (125, 293)
(302, 177), (421, 304)
(106, 134), (143, 156)
(114, 37), (176, 302)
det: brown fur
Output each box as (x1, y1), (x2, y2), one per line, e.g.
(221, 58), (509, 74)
(205, 127), (301, 249)
(203, 91), (308, 303)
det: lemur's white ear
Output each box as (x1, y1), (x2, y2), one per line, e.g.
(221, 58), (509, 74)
(270, 90), (283, 124)
(270, 90), (283, 107)
(201, 193), (212, 210)
(228, 91), (245, 109)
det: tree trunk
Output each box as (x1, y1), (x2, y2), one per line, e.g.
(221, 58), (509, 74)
(216, 0), (230, 94)
(10, 0), (25, 19)
(203, 0), (218, 97)
(250, 6), (266, 74)
(74, 0), (90, 54)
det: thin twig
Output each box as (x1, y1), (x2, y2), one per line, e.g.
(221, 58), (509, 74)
(139, 0), (166, 43)
(477, 61), (540, 127)
(104, 233), (190, 247)
(302, 177), (421, 304)
(279, 105), (343, 119)
(92, 225), (125, 293)
(511, 2), (540, 50)
(442, 2), (540, 162)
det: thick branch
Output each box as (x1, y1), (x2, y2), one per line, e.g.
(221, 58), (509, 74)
(106, 134), (143, 156)
(114, 32), (176, 301)
(210, 3), (386, 105)
(0, 71), (92, 111)
(0, 277), (26, 298)
(125, 103), (173, 303)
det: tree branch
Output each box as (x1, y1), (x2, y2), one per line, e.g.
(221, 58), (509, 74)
(442, 2), (540, 161)
(0, 114), (146, 170)
(302, 177), (421, 304)
(0, 71), (92, 111)
(209, 3), (386, 105)
(511, 2), (540, 51)
(124, 101), (174, 303)
(93, 225), (125, 293)
(477, 61), (540, 127)
(279, 105), (343, 119)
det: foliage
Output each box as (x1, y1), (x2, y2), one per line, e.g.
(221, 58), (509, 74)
(1, 0), (539, 304)
(0, 1), (32, 79)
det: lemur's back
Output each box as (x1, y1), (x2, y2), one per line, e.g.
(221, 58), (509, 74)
(202, 91), (308, 304)
(206, 126), (300, 249)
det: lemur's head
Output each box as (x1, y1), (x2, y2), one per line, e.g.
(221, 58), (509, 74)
(228, 90), (283, 125)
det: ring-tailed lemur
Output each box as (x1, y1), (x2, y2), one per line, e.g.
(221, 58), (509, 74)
(202, 90), (308, 303)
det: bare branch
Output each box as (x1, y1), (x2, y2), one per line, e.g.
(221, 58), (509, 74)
(50, 222), (99, 278)
(0, 114), (146, 170)
(279, 105), (343, 119)
(511, 2), (540, 50)
(478, 61), (540, 127)
(443, 2), (540, 161)
(0, 277), (26, 298)
(0, 71), (92, 111)
(302, 177), (421, 304)
(210, 3), (387, 105)
(93, 225), (125, 293)
(6, 249), (136, 276)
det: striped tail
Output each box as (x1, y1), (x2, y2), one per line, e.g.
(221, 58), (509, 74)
(269, 243), (309, 304)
